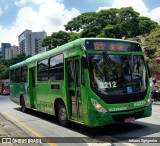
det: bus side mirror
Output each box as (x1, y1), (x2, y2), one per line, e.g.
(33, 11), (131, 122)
(81, 56), (88, 69)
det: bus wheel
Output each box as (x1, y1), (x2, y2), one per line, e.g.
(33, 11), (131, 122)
(21, 97), (26, 112)
(57, 101), (69, 126)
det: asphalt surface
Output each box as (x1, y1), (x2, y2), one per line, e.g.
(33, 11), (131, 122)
(0, 94), (160, 146)
(0, 113), (42, 146)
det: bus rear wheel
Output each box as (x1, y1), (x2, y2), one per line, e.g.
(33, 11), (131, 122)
(21, 97), (26, 112)
(57, 101), (69, 127)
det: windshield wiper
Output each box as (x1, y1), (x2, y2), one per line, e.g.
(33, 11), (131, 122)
(103, 52), (119, 78)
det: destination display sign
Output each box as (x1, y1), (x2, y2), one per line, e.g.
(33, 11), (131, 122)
(85, 40), (142, 52)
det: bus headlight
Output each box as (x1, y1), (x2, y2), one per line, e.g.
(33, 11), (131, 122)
(91, 99), (108, 113)
(146, 94), (152, 106)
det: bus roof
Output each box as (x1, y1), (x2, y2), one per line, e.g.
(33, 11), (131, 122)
(10, 38), (139, 69)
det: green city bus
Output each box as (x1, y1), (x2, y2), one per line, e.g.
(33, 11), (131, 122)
(10, 38), (152, 127)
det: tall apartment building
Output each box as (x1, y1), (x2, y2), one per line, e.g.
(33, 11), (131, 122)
(18, 30), (47, 56)
(1, 43), (11, 59)
(5, 46), (19, 60)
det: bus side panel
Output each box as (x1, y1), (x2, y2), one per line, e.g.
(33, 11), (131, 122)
(10, 83), (26, 105)
(36, 81), (66, 115)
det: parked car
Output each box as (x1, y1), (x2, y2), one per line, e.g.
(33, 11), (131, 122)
(0, 79), (10, 95)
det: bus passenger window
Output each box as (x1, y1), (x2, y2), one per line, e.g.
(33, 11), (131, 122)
(37, 59), (48, 81)
(15, 68), (22, 83)
(21, 66), (28, 82)
(49, 54), (64, 81)
(10, 70), (15, 83)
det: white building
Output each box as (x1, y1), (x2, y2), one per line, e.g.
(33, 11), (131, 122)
(5, 46), (19, 60)
(4, 47), (11, 60)
(18, 30), (47, 56)
(11, 46), (20, 58)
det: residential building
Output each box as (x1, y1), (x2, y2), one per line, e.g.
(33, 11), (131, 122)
(1, 43), (11, 59)
(4, 47), (11, 60)
(18, 30), (47, 56)
(11, 46), (20, 58)
(5, 46), (19, 60)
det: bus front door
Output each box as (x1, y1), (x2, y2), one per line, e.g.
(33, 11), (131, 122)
(29, 67), (36, 109)
(67, 57), (83, 122)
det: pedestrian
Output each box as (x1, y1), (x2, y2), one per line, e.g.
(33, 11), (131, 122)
(150, 78), (159, 101)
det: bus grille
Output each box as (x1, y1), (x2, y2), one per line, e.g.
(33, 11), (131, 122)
(95, 90), (147, 104)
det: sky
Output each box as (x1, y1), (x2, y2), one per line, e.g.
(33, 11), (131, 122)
(0, 0), (160, 46)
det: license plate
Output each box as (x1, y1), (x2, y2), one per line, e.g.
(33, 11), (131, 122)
(125, 117), (135, 123)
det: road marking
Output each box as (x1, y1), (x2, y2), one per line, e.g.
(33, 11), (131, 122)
(111, 137), (137, 146)
(87, 143), (111, 146)
(85, 136), (137, 146)
(87, 142), (136, 146)
(2, 112), (58, 146)
(122, 143), (137, 146)
(2, 112), (137, 146)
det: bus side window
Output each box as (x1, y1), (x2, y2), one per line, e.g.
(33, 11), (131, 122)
(37, 59), (48, 82)
(15, 68), (22, 83)
(10, 69), (15, 83)
(21, 66), (28, 82)
(49, 54), (64, 81)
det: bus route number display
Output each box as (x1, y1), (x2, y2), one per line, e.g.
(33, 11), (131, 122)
(99, 81), (117, 89)
(110, 43), (125, 51)
(93, 42), (106, 50)
(93, 42), (125, 51)
(86, 40), (142, 52)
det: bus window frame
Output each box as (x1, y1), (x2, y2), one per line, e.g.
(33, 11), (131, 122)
(48, 53), (64, 82)
(37, 58), (49, 82)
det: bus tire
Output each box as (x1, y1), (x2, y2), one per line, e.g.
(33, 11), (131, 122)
(57, 101), (69, 127)
(21, 97), (26, 112)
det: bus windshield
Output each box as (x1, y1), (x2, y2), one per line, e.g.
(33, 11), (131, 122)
(88, 53), (147, 95)
(4, 82), (9, 87)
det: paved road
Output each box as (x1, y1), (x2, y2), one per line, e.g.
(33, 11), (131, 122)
(0, 95), (160, 146)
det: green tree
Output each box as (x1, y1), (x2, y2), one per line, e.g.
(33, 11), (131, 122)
(81, 23), (101, 37)
(0, 60), (9, 79)
(68, 32), (80, 41)
(117, 7), (140, 38)
(65, 7), (158, 39)
(4, 53), (31, 67)
(0, 53), (31, 79)
(65, 12), (97, 32)
(98, 24), (121, 38)
(41, 31), (81, 50)
(41, 36), (52, 50)
(42, 7), (159, 51)
(50, 31), (70, 49)
(98, 8), (118, 28)
(138, 16), (158, 35)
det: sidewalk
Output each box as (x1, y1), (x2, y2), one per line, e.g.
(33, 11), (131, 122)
(0, 114), (42, 146)
(152, 101), (160, 105)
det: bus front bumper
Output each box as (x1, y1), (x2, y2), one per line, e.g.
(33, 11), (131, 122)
(88, 102), (152, 127)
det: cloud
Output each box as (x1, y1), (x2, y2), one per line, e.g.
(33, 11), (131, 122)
(1, 0), (80, 45)
(14, 0), (27, 6)
(0, 7), (3, 16)
(149, 7), (160, 24)
(5, 5), (8, 11)
(14, 0), (57, 6)
(14, 0), (80, 33)
(97, 0), (160, 24)
(0, 25), (22, 45)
